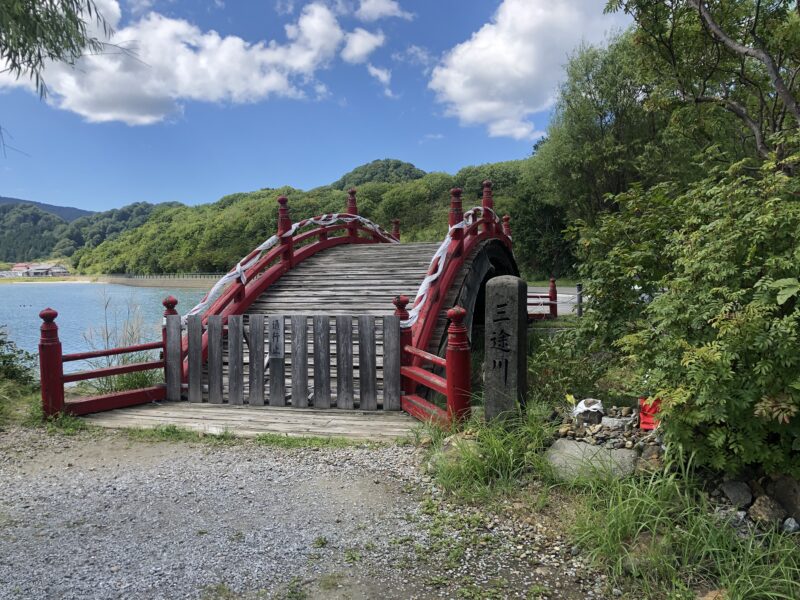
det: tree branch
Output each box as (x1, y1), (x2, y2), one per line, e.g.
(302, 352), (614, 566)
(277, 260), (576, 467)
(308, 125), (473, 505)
(687, 0), (800, 124)
(693, 95), (770, 157)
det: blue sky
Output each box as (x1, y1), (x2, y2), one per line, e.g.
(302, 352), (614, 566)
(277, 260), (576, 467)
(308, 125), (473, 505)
(0, 0), (628, 212)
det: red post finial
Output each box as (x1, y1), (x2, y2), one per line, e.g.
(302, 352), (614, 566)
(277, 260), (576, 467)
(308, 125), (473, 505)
(346, 188), (358, 216)
(39, 307), (58, 324)
(162, 296), (178, 316)
(393, 295), (410, 320)
(446, 305), (471, 422)
(39, 308), (64, 417)
(502, 215), (512, 237)
(391, 219), (401, 241)
(449, 188), (463, 227)
(277, 196), (291, 235)
(482, 180), (494, 212)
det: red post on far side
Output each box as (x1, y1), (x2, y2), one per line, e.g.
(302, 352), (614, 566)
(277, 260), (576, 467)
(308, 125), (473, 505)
(38, 308), (64, 417)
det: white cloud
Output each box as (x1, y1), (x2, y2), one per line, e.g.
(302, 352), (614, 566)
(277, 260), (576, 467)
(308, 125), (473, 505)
(274, 0), (295, 15)
(127, 0), (154, 15)
(366, 63), (394, 97)
(0, 1), (344, 125)
(355, 0), (412, 22)
(429, 0), (629, 140)
(341, 28), (385, 64)
(392, 44), (432, 68)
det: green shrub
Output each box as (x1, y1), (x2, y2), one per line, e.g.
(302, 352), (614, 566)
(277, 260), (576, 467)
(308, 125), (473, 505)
(580, 148), (800, 476)
(527, 328), (616, 407)
(0, 326), (34, 385)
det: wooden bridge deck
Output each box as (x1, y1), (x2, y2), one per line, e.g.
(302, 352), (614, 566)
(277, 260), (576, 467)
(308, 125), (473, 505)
(82, 401), (417, 441)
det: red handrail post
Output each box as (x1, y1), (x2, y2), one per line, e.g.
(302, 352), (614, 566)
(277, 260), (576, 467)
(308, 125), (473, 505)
(445, 306), (471, 422)
(549, 277), (558, 319)
(162, 295), (178, 379)
(38, 308), (64, 417)
(393, 295), (413, 394)
(277, 196), (294, 266)
(346, 188), (359, 240)
(391, 219), (401, 241)
(502, 214), (512, 238)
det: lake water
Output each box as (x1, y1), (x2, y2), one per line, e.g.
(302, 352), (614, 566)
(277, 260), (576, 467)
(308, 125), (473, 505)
(0, 283), (208, 362)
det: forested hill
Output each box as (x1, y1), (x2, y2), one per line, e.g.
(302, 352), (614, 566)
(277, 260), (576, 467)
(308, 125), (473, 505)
(0, 196), (94, 222)
(72, 158), (573, 278)
(0, 202), (162, 263)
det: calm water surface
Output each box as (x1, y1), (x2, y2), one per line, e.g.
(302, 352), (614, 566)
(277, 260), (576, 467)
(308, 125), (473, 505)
(0, 283), (207, 360)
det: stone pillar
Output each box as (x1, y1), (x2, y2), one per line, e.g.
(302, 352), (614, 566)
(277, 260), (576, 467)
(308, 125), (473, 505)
(484, 275), (527, 420)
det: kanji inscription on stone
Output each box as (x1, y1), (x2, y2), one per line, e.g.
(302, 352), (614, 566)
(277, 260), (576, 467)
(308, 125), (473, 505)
(484, 276), (527, 420)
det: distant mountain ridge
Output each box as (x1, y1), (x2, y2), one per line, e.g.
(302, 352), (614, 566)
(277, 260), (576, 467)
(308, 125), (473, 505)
(0, 196), (94, 222)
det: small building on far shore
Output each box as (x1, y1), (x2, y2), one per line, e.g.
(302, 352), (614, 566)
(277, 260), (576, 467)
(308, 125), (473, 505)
(5, 263), (71, 277)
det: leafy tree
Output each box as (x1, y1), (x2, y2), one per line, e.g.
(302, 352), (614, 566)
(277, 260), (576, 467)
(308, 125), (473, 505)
(0, 0), (109, 97)
(609, 0), (800, 165)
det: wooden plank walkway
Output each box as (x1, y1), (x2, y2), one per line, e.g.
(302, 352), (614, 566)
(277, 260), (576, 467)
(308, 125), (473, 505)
(82, 402), (417, 441)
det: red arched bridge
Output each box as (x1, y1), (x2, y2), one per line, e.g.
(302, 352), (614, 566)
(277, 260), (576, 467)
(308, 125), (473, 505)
(37, 182), (560, 428)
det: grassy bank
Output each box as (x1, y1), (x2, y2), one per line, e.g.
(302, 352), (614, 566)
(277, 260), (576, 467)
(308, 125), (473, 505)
(419, 410), (800, 599)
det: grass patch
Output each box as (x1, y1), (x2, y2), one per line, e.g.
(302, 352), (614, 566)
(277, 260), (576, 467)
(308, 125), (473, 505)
(253, 432), (369, 449)
(425, 402), (556, 500)
(317, 573), (344, 591)
(571, 459), (800, 599)
(123, 424), (236, 444)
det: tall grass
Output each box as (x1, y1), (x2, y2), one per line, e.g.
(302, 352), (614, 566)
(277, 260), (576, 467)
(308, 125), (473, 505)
(427, 401), (556, 500)
(80, 291), (163, 394)
(571, 457), (800, 599)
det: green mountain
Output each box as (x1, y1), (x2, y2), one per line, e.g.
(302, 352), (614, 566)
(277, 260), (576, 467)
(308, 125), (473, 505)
(0, 202), (162, 263)
(0, 196), (94, 222)
(330, 159), (426, 190)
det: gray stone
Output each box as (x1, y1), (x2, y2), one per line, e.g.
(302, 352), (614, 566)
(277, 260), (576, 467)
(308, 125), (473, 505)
(782, 517), (800, 534)
(544, 439), (639, 480)
(635, 445), (664, 474)
(720, 480), (753, 509)
(601, 417), (630, 430)
(484, 275), (527, 420)
(766, 475), (800, 521)
(747, 495), (787, 525)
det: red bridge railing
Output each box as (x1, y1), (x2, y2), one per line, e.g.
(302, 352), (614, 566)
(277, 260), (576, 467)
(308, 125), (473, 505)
(38, 303), (173, 417)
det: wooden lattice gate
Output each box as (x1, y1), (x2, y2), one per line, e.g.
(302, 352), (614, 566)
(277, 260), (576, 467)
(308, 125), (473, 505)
(163, 314), (401, 410)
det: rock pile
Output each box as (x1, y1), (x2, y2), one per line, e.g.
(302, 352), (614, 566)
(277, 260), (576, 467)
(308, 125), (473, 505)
(714, 474), (800, 535)
(547, 401), (666, 479)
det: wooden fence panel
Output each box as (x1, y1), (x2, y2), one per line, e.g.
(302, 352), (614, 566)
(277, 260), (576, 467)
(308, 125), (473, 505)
(269, 315), (286, 406)
(336, 316), (354, 409)
(228, 315), (244, 405)
(313, 316), (331, 408)
(358, 315), (377, 410)
(249, 315), (265, 406)
(187, 315), (203, 403)
(165, 315), (183, 402)
(207, 316), (224, 404)
(175, 313), (404, 410)
(383, 315), (401, 410)
(291, 315), (309, 407)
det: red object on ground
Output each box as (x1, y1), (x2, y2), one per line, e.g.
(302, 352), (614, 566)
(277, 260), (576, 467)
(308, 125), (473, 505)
(639, 397), (661, 430)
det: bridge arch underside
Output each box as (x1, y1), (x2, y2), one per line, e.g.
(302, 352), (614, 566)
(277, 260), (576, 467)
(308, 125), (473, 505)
(421, 239), (519, 404)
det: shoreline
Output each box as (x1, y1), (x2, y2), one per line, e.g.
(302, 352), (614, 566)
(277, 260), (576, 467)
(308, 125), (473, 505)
(0, 276), (216, 290)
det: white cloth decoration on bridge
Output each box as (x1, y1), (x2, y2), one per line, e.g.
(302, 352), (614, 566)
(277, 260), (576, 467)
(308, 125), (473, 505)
(183, 213), (397, 321)
(400, 207), (500, 329)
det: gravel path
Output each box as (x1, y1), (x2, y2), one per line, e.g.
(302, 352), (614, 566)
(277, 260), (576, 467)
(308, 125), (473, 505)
(0, 428), (610, 599)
